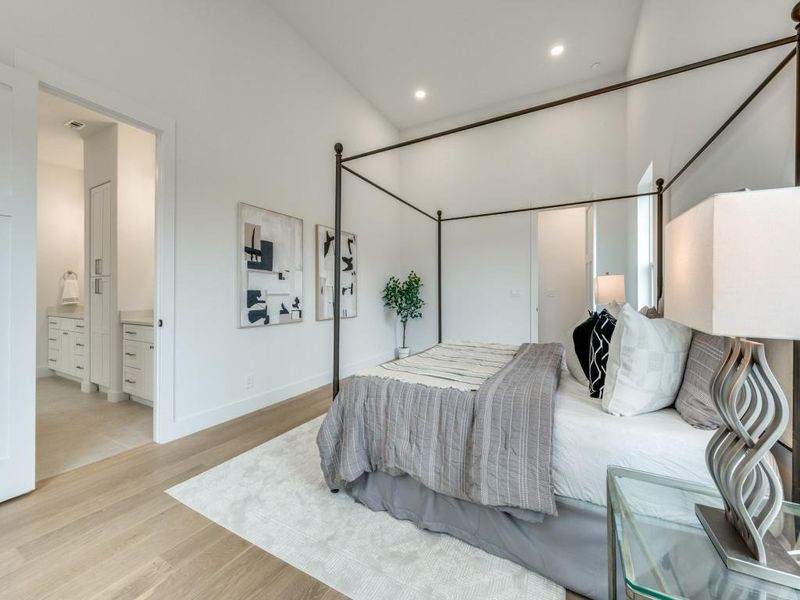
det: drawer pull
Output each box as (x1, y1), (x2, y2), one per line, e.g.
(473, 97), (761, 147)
(149, 345), (154, 350)
(76, 366), (84, 371)
(125, 330), (136, 336)
(48, 358), (56, 363)
(75, 324), (84, 329)
(76, 343), (85, 348)
(125, 378), (136, 384)
(125, 352), (136, 357)
(62, 332), (69, 336)
(49, 338), (57, 342)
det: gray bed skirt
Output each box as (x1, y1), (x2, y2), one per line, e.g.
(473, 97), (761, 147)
(348, 471), (624, 600)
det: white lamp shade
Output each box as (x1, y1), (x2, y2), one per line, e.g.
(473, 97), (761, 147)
(596, 274), (626, 305)
(664, 186), (800, 339)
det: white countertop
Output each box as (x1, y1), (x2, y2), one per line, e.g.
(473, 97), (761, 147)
(47, 306), (84, 319)
(120, 310), (155, 327)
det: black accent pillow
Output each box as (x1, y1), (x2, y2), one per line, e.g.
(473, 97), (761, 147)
(589, 309), (617, 399)
(572, 312), (599, 380)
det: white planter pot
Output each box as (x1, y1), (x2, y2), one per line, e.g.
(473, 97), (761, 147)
(397, 347), (410, 359)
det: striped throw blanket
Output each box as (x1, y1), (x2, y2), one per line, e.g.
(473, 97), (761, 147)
(357, 341), (519, 390)
(317, 341), (564, 516)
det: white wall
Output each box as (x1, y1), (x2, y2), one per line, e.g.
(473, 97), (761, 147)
(537, 207), (588, 345)
(626, 0), (796, 449)
(117, 123), (155, 312)
(1, 0), (409, 440)
(400, 77), (628, 344)
(36, 162), (84, 375)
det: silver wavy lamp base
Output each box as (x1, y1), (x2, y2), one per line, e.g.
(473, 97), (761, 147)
(696, 337), (800, 588)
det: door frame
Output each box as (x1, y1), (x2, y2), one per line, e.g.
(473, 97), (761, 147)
(15, 50), (176, 443)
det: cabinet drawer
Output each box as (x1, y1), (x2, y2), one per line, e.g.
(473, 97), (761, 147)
(74, 333), (87, 355)
(47, 332), (60, 350)
(48, 317), (62, 329)
(123, 340), (145, 369)
(71, 319), (87, 332)
(47, 348), (59, 368)
(122, 324), (154, 343)
(123, 366), (145, 396)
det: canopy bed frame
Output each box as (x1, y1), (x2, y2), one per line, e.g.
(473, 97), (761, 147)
(330, 5), (800, 502)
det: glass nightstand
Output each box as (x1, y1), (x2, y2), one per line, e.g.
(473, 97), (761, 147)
(606, 467), (800, 600)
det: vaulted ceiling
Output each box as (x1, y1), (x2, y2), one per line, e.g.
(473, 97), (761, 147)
(266, 0), (643, 129)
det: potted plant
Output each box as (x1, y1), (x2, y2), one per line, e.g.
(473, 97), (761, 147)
(382, 271), (424, 358)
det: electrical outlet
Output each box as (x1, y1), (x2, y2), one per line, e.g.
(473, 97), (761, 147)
(245, 373), (255, 391)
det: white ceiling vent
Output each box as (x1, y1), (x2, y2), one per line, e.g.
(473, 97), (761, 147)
(63, 119), (86, 130)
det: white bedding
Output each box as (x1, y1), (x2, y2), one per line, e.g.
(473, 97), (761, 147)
(553, 372), (715, 506)
(359, 341), (724, 511)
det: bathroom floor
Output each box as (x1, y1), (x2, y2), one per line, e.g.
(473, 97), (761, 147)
(36, 376), (153, 481)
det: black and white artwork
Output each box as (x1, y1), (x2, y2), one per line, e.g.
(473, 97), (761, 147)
(239, 203), (303, 327)
(316, 225), (357, 320)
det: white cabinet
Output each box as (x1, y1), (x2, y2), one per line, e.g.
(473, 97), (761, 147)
(47, 316), (87, 380)
(122, 323), (154, 405)
(90, 183), (111, 278)
(90, 276), (111, 388)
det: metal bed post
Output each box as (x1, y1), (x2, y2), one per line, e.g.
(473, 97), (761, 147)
(437, 210), (442, 344)
(655, 178), (664, 302)
(792, 2), (800, 503)
(333, 142), (343, 399)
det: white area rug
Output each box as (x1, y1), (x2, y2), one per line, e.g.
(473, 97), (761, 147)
(167, 416), (564, 600)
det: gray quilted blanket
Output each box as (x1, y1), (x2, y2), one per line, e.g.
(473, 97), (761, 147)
(317, 342), (564, 516)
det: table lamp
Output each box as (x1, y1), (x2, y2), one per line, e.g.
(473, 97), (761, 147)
(595, 273), (626, 305)
(665, 186), (800, 587)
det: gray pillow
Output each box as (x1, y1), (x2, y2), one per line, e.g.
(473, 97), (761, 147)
(675, 332), (727, 429)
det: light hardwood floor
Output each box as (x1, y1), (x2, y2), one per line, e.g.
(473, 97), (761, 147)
(3, 383), (587, 600)
(37, 376), (152, 480)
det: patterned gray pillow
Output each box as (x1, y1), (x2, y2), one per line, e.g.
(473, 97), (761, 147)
(675, 332), (727, 429)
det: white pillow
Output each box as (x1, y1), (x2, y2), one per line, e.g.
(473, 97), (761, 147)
(603, 303), (692, 416)
(564, 317), (589, 386)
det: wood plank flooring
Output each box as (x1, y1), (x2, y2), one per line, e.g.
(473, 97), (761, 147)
(2, 383), (587, 600)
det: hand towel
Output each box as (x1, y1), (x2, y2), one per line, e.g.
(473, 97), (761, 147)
(62, 278), (80, 305)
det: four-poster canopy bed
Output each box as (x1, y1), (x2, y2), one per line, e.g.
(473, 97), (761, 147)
(321, 4), (800, 597)
(331, 10), (800, 490)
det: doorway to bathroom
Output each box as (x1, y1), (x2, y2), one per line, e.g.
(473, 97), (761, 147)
(35, 90), (156, 480)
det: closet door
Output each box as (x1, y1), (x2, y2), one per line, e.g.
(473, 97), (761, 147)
(90, 182), (111, 277)
(0, 63), (37, 502)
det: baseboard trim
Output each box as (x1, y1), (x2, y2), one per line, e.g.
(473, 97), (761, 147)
(160, 351), (393, 443)
(36, 366), (54, 379)
(107, 390), (128, 403)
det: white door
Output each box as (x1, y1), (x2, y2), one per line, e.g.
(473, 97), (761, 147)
(0, 63), (37, 502)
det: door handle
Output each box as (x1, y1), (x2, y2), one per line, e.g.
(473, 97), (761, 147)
(95, 279), (102, 294)
(95, 258), (102, 274)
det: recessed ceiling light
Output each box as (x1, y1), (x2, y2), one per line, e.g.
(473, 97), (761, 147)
(550, 44), (565, 57)
(414, 89), (427, 99)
